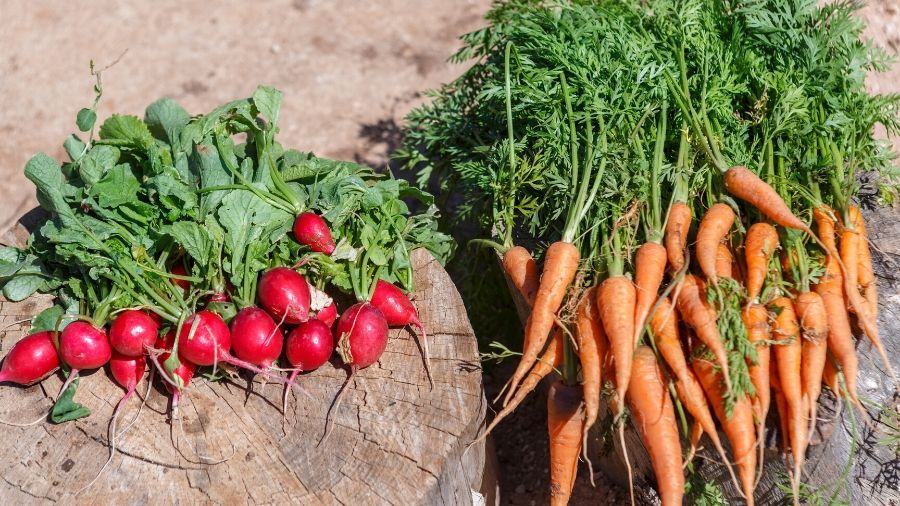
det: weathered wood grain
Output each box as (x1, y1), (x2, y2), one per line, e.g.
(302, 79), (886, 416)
(0, 213), (494, 505)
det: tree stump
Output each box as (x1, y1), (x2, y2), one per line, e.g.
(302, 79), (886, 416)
(0, 214), (496, 505)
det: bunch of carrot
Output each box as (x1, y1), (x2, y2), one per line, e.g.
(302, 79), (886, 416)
(402, 0), (900, 503)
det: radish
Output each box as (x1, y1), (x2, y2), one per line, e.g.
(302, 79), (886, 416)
(321, 302), (389, 444)
(56, 321), (113, 399)
(257, 267), (311, 324)
(314, 302), (338, 327)
(170, 263), (190, 291)
(176, 310), (294, 385)
(370, 279), (433, 387)
(77, 352), (147, 493)
(109, 310), (159, 357)
(283, 319), (334, 415)
(0, 331), (60, 385)
(293, 211), (336, 255)
(335, 302), (389, 369)
(208, 292), (231, 303)
(230, 307), (283, 369)
(154, 332), (197, 410)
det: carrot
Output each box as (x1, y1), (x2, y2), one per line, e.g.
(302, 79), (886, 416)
(548, 380), (585, 506)
(822, 355), (839, 396)
(665, 201), (692, 272)
(686, 421), (703, 466)
(795, 291), (828, 442)
(597, 275), (636, 413)
(849, 207), (877, 318)
(715, 242), (734, 279)
(504, 241), (580, 406)
(692, 355), (757, 505)
(675, 275), (731, 391)
(475, 331), (562, 444)
(813, 207), (863, 411)
(633, 242), (667, 345)
(650, 298), (741, 492)
(742, 302), (770, 483)
(773, 377), (790, 462)
(839, 209), (897, 386)
(627, 346), (685, 506)
(724, 166), (807, 231)
(696, 203), (735, 283)
(575, 288), (605, 438)
(769, 296), (807, 499)
(744, 223), (779, 302)
(503, 245), (539, 306)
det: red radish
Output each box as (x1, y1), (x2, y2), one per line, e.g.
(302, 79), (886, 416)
(230, 307), (283, 369)
(258, 267), (311, 324)
(283, 319), (334, 415)
(208, 292), (231, 303)
(176, 310), (295, 386)
(56, 321), (113, 401)
(370, 280), (432, 387)
(336, 302), (389, 369)
(0, 331), (60, 385)
(154, 332), (197, 408)
(170, 263), (190, 291)
(81, 352), (147, 492)
(322, 302), (389, 444)
(286, 320), (334, 372)
(147, 311), (163, 325)
(293, 212), (336, 255)
(314, 302), (338, 327)
(109, 310), (159, 357)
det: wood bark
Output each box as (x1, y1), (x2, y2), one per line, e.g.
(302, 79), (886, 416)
(0, 212), (495, 505)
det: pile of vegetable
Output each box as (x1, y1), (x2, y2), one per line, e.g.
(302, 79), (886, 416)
(0, 80), (452, 477)
(400, 0), (899, 504)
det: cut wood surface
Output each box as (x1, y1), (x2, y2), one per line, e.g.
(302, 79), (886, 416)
(0, 213), (495, 505)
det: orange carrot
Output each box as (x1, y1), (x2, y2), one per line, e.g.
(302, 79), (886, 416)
(813, 207), (863, 411)
(772, 375), (790, 461)
(839, 209), (896, 385)
(692, 356), (757, 505)
(650, 298), (741, 491)
(633, 242), (667, 345)
(850, 207), (877, 319)
(822, 356), (840, 396)
(696, 203), (735, 283)
(744, 223), (779, 302)
(795, 291), (828, 441)
(597, 275), (636, 413)
(503, 245), (540, 306)
(724, 166), (807, 231)
(548, 380), (585, 506)
(675, 275), (731, 391)
(504, 242), (580, 405)
(575, 288), (604, 438)
(665, 202), (692, 272)
(627, 346), (685, 506)
(742, 302), (770, 483)
(769, 296), (807, 498)
(715, 242), (734, 279)
(476, 331), (562, 443)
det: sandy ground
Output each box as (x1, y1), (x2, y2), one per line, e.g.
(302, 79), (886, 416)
(0, 1), (898, 505)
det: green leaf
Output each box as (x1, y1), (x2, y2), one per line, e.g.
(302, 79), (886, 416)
(30, 305), (75, 334)
(98, 114), (154, 148)
(79, 145), (120, 186)
(90, 164), (140, 208)
(76, 108), (97, 132)
(170, 221), (213, 268)
(193, 141), (232, 219)
(50, 376), (90, 424)
(2, 274), (45, 301)
(144, 97), (190, 146)
(0, 247), (25, 277)
(24, 153), (73, 218)
(63, 134), (86, 161)
(252, 86), (283, 129)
